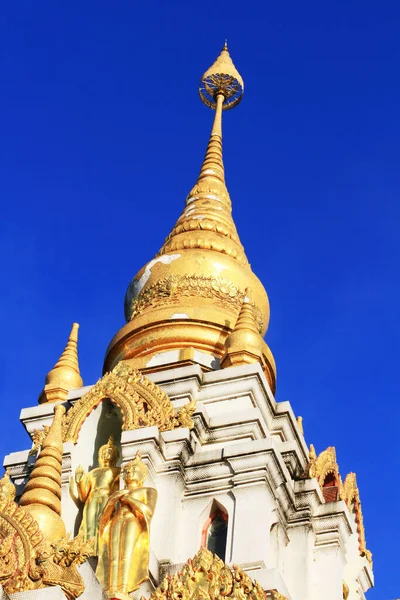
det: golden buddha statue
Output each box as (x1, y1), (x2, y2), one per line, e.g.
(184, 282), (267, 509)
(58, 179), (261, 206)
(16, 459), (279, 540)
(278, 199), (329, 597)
(75, 435), (120, 554)
(96, 452), (157, 600)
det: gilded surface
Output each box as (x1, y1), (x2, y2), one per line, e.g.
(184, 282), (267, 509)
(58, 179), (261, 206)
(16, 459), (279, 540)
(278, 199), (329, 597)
(342, 581), (349, 599)
(147, 547), (286, 600)
(96, 453), (157, 600)
(62, 363), (196, 444)
(29, 426), (50, 456)
(39, 323), (83, 404)
(129, 274), (262, 330)
(342, 473), (372, 566)
(308, 445), (339, 486)
(105, 44), (273, 373)
(75, 436), (120, 555)
(0, 470), (16, 501)
(0, 496), (90, 600)
(20, 405), (67, 543)
(199, 41), (244, 110)
(308, 448), (372, 567)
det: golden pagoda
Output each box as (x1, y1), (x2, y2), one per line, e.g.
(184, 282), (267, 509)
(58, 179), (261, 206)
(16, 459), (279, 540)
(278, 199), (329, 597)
(0, 43), (373, 600)
(104, 42), (276, 392)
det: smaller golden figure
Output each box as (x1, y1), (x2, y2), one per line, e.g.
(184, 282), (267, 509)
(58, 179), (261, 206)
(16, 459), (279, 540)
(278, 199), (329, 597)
(96, 452), (157, 600)
(75, 436), (120, 554)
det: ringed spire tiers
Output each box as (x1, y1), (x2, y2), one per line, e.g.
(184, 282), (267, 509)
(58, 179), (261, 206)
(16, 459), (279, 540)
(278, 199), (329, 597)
(104, 44), (276, 392)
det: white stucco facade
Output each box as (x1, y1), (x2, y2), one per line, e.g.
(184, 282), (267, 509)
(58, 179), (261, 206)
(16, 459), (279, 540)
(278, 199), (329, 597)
(4, 362), (373, 600)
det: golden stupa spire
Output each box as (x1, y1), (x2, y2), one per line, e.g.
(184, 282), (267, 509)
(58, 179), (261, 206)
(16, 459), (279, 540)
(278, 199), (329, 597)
(105, 44), (276, 394)
(19, 404), (67, 542)
(157, 41), (248, 265)
(39, 322), (83, 404)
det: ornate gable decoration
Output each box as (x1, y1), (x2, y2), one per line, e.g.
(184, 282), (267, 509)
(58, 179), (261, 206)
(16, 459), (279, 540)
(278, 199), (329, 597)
(0, 498), (92, 599)
(342, 472), (372, 565)
(309, 446), (339, 487)
(146, 547), (287, 600)
(62, 362), (196, 443)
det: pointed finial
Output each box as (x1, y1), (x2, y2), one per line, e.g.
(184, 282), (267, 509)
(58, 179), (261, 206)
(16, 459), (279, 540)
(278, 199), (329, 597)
(309, 444), (317, 461)
(223, 39), (228, 51)
(19, 404), (67, 542)
(308, 444), (317, 478)
(39, 323), (83, 404)
(297, 415), (304, 435)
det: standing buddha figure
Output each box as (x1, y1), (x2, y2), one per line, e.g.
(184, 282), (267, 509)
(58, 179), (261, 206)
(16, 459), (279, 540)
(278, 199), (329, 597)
(75, 435), (120, 554)
(96, 452), (157, 600)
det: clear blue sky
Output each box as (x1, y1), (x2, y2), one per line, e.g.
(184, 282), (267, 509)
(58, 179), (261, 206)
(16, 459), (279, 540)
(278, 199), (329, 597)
(0, 2), (398, 598)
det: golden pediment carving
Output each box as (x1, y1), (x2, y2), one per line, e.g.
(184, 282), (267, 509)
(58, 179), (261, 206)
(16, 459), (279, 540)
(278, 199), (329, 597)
(146, 547), (287, 600)
(62, 362), (196, 443)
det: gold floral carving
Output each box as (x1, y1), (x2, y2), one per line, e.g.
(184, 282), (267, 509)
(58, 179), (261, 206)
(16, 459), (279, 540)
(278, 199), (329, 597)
(342, 473), (372, 566)
(62, 363), (196, 444)
(0, 470), (16, 501)
(128, 274), (263, 330)
(0, 497), (92, 599)
(29, 426), (50, 456)
(145, 547), (287, 600)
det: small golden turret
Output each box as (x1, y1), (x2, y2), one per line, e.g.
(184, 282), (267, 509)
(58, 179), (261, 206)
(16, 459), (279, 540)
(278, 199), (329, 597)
(39, 323), (83, 404)
(19, 404), (67, 542)
(221, 290), (276, 391)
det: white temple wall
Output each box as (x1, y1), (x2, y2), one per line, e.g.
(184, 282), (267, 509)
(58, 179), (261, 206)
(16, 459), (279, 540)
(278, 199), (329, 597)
(2, 363), (373, 599)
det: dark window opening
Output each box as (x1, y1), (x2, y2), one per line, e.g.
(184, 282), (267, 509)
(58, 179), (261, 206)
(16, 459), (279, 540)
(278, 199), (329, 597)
(206, 511), (228, 560)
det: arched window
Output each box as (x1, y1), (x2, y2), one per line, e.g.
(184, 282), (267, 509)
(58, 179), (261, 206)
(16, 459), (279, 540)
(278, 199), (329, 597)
(202, 506), (228, 560)
(323, 472), (337, 487)
(322, 472), (339, 502)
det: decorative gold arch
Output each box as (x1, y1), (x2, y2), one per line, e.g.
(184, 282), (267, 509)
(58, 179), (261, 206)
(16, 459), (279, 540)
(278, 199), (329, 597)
(342, 472), (372, 565)
(309, 446), (340, 487)
(62, 362), (196, 444)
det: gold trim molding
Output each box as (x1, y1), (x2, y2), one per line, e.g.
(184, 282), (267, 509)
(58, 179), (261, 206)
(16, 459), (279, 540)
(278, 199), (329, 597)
(128, 274), (263, 330)
(62, 363), (196, 443)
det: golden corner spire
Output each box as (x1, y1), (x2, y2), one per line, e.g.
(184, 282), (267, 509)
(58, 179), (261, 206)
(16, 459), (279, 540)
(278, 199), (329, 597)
(19, 404), (67, 542)
(221, 290), (276, 392)
(39, 322), (83, 404)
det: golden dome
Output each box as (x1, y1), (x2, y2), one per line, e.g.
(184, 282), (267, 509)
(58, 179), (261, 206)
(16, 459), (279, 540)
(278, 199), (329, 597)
(104, 44), (275, 381)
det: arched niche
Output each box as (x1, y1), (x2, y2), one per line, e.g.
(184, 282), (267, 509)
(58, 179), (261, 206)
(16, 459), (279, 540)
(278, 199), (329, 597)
(62, 363), (195, 444)
(201, 500), (228, 561)
(69, 399), (123, 537)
